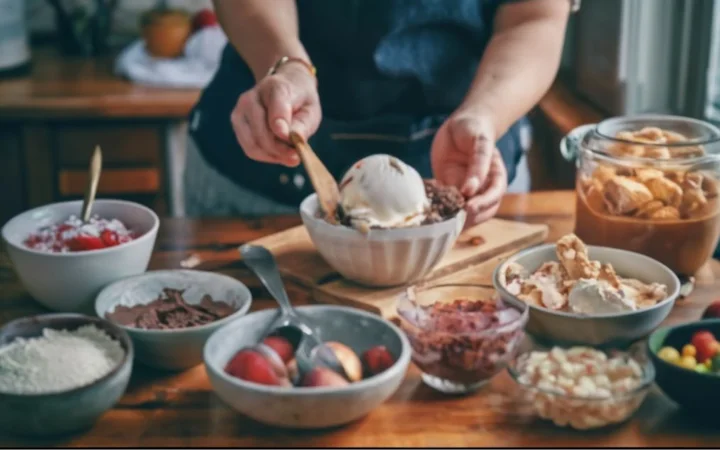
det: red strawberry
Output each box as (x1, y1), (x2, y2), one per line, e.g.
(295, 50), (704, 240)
(191, 9), (217, 31)
(67, 235), (105, 251)
(100, 230), (119, 247)
(361, 345), (395, 377)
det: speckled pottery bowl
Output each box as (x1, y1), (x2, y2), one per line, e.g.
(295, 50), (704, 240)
(204, 305), (412, 429)
(493, 244), (680, 347)
(0, 314), (133, 436)
(96, 269), (252, 370)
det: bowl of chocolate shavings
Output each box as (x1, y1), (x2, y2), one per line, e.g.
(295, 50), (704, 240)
(95, 269), (252, 370)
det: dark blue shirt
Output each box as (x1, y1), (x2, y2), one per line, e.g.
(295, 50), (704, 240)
(190, 0), (525, 207)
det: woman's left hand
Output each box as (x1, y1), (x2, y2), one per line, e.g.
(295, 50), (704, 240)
(430, 111), (508, 227)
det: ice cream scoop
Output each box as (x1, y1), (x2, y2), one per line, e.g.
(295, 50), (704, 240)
(339, 154), (429, 230)
(568, 279), (637, 315)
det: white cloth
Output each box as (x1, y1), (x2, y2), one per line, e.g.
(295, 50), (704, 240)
(115, 26), (227, 89)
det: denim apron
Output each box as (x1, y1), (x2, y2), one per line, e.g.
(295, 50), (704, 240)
(190, 0), (526, 208)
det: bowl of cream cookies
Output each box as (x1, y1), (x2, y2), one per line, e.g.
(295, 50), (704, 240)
(493, 233), (681, 347)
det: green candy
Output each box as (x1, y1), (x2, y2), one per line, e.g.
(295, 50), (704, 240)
(695, 364), (710, 373)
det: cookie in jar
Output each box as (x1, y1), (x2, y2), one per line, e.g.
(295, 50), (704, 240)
(562, 115), (720, 275)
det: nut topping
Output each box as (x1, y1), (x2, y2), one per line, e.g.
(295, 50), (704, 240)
(603, 177), (653, 215)
(643, 177), (683, 208)
(502, 234), (667, 314)
(579, 126), (718, 223)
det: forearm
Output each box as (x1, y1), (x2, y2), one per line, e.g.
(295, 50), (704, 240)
(212, 0), (309, 81)
(461, 0), (570, 138)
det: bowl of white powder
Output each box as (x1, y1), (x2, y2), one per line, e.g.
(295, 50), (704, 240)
(0, 313), (133, 436)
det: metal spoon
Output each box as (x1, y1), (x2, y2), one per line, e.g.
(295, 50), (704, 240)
(239, 244), (347, 378)
(80, 146), (103, 222)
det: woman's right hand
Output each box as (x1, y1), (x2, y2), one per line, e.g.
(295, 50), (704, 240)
(230, 62), (322, 167)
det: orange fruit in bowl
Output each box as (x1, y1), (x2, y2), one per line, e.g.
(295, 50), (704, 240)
(141, 8), (192, 59)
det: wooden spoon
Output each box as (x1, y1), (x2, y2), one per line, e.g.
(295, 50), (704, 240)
(289, 131), (339, 223)
(80, 145), (103, 222)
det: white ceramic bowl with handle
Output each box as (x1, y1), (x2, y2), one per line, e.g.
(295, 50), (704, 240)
(300, 194), (465, 287)
(2, 199), (159, 312)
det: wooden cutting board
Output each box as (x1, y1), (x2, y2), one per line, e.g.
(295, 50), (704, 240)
(247, 218), (548, 318)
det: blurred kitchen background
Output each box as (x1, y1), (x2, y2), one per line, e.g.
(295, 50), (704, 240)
(1, 0), (719, 223)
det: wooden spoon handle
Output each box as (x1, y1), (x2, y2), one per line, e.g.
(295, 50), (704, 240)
(81, 146), (103, 222)
(288, 131), (340, 222)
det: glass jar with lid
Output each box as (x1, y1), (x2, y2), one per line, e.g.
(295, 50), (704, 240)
(561, 115), (720, 275)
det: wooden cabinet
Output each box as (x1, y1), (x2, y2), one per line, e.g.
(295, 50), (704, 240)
(0, 47), (199, 224)
(5, 121), (169, 221)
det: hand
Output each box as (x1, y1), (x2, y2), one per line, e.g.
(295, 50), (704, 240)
(431, 112), (508, 227)
(230, 63), (322, 167)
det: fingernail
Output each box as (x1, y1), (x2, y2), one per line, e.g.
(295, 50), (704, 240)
(288, 153), (300, 166)
(274, 118), (289, 138)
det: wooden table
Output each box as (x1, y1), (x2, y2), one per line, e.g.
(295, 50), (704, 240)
(1, 191), (719, 447)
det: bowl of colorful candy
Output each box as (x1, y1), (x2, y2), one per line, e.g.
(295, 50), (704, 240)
(648, 318), (720, 412)
(2, 200), (159, 312)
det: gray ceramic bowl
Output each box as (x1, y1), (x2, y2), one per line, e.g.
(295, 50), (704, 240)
(204, 305), (411, 429)
(493, 244), (681, 347)
(0, 314), (133, 436)
(2, 199), (159, 313)
(95, 270), (253, 371)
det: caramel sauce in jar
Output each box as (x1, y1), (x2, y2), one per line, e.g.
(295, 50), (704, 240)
(570, 117), (720, 276)
(574, 184), (720, 275)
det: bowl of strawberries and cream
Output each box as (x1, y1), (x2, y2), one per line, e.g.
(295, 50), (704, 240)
(2, 199), (159, 312)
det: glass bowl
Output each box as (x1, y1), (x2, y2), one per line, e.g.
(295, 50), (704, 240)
(507, 343), (655, 430)
(396, 283), (528, 394)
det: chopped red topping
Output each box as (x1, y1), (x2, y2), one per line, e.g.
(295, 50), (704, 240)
(24, 215), (136, 253)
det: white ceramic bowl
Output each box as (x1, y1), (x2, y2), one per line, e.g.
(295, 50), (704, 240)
(204, 305), (411, 429)
(96, 269), (252, 370)
(2, 200), (159, 313)
(493, 244), (681, 347)
(300, 194), (466, 287)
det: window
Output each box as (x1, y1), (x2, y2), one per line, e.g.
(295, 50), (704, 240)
(568, 0), (718, 122)
(706, 0), (720, 122)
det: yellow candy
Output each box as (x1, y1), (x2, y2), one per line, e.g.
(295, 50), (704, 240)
(705, 359), (713, 369)
(678, 355), (697, 369)
(682, 344), (697, 358)
(658, 346), (680, 363)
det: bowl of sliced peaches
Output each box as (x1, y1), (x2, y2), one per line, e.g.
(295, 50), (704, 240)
(203, 305), (411, 429)
(493, 233), (680, 347)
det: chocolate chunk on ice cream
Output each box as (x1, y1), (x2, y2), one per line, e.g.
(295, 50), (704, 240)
(106, 288), (235, 330)
(423, 179), (465, 224)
